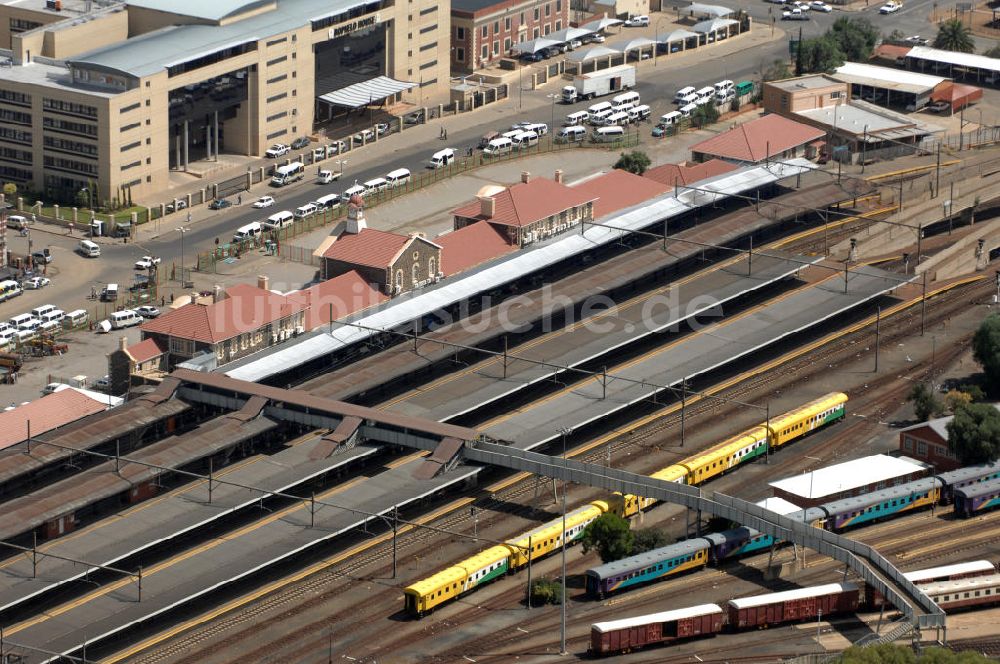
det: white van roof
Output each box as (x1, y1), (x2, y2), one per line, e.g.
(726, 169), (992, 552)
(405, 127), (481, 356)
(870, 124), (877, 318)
(363, 176), (387, 185)
(596, 126), (624, 133)
(560, 125), (586, 132)
(315, 193), (340, 204)
(432, 148), (454, 158)
(237, 221), (262, 232)
(386, 168), (411, 178)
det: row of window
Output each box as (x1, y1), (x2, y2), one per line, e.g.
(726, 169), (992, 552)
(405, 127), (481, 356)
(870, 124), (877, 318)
(1, 108), (31, 126)
(611, 554), (700, 582)
(121, 160), (141, 172)
(0, 90), (31, 107)
(935, 588), (995, 602)
(10, 17), (43, 33)
(44, 155), (98, 176)
(43, 98), (97, 119)
(0, 146), (32, 164)
(168, 42), (258, 78)
(120, 101), (141, 114)
(42, 117), (98, 137)
(43, 136), (97, 157)
(0, 127), (31, 144)
(0, 164), (31, 182)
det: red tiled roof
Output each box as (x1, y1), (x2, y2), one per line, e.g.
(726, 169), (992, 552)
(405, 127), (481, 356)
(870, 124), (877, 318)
(0, 390), (107, 451)
(435, 222), (516, 276)
(689, 114), (825, 163)
(287, 270), (388, 330)
(931, 82), (982, 105)
(643, 159), (740, 188)
(140, 284), (304, 344)
(573, 169), (671, 219)
(126, 338), (166, 364)
(873, 44), (911, 61)
(320, 228), (412, 269)
(451, 177), (597, 228)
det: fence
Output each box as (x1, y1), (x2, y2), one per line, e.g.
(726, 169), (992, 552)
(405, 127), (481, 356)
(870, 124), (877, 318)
(193, 131), (641, 272)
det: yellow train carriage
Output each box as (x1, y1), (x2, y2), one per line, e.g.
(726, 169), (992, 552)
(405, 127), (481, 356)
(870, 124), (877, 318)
(617, 464), (688, 516)
(404, 565), (468, 616)
(679, 426), (769, 485)
(767, 392), (848, 448)
(507, 503), (604, 568)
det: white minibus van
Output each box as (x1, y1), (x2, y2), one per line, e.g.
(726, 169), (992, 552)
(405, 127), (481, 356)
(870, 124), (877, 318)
(385, 168), (411, 187)
(78, 239), (101, 258)
(512, 130), (539, 149)
(362, 177), (389, 194)
(565, 110), (589, 125)
(482, 137), (513, 156)
(592, 126), (625, 142)
(554, 125), (587, 143)
(233, 221), (263, 242)
(674, 86), (696, 103)
(428, 148), (455, 169)
(31, 304), (57, 319)
(589, 108), (614, 126)
(603, 111), (631, 127)
(314, 193), (341, 210)
(611, 90), (640, 111)
(264, 211), (295, 229)
(659, 110), (683, 126)
(587, 101), (613, 116)
(110, 310), (142, 329)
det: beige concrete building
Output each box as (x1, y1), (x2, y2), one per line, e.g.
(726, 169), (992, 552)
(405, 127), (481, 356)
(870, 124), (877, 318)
(763, 75), (848, 115)
(0, 0), (449, 204)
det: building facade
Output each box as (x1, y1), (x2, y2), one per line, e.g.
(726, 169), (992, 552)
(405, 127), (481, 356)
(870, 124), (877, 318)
(320, 227), (442, 295)
(898, 417), (963, 471)
(0, 0), (449, 204)
(450, 0), (568, 73)
(763, 75), (848, 115)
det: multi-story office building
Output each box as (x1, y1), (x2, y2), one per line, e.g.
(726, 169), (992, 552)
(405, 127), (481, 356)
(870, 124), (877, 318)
(0, 0), (449, 204)
(450, 0), (568, 73)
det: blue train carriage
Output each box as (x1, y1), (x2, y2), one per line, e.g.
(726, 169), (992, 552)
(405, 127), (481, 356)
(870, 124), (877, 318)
(704, 527), (776, 562)
(953, 476), (1000, 518)
(585, 539), (709, 598)
(936, 461), (1000, 504)
(820, 478), (942, 532)
(767, 392), (848, 448)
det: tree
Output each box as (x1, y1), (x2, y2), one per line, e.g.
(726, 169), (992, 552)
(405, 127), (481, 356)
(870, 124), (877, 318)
(984, 45), (1000, 59)
(763, 59), (791, 82)
(613, 150), (651, 175)
(581, 513), (634, 563)
(888, 29), (907, 42)
(795, 27), (805, 76)
(945, 389), (973, 412)
(691, 102), (719, 128)
(839, 643), (916, 664)
(828, 17), (880, 61)
(2, 182), (15, 199)
(934, 19), (975, 53)
(797, 36), (845, 74)
(631, 528), (670, 555)
(908, 382), (942, 421)
(947, 402), (1000, 465)
(959, 383), (986, 402)
(526, 577), (563, 606)
(972, 314), (1000, 392)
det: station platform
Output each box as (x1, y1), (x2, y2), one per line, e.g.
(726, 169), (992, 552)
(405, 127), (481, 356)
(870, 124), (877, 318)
(384, 252), (816, 422)
(4, 459), (478, 663)
(483, 264), (904, 449)
(0, 436), (379, 615)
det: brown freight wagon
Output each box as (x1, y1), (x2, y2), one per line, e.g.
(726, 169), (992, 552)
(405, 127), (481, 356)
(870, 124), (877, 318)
(727, 583), (859, 630)
(590, 603), (723, 656)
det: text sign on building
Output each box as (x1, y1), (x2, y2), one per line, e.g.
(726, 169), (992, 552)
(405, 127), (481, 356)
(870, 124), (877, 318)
(329, 14), (380, 39)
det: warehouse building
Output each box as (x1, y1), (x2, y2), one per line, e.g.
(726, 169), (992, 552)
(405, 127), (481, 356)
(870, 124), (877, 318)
(0, 0), (449, 203)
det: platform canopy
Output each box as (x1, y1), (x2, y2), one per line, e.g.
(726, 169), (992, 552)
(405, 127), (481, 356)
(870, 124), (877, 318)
(692, 17), (738, 33)
(548, 26), (594, 43)
(687, 3), (736, 16)
(511, 37), (560, 55)
(580, 16), (624, 32)
(659, 28), (700, 42)
(317, 76), (416, 108)
(609, 36), (656, 53)
(565, 45), (618, 62)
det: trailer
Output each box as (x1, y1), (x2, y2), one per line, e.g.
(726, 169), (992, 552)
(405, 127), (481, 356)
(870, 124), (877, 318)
(590, 604), (723, 655)
(727, 583), (859, 630)
(562, 64), (636, 103)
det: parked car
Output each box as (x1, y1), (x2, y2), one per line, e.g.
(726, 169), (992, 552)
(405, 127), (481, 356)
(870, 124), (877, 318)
(265, 143), (290, 158)
(31, 249), (52, 264)
(134, 255), (161, 270)
(590, 34), (606, 43)
(329, 139), (347, 154)
(208, 198), (232, 210)
(22, 276), (50, 290)
(905, 35), (929, 45)
(404, 110), (425, 125)
(93, 375), (111, 391)
(520, 51), (545, 62)
(252, 195), (276, 208)
(165, 200), (188, 212)
(782, 8), (809, 19)
(375, 122), (389, 136)
(353, 128), (375, 142)
(291, 137), (310, 150)
(568, 39), (582, 50)
(624, 14), (649, 26)
(927, 100), (951, 113)
(879, 1), (900, 12)
(135, 305), (161, 318)
(810, 1), (832, 10)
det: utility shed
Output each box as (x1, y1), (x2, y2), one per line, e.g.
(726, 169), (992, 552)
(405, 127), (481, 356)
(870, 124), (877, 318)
(770, 454), (930, 508)
(829, 61), (947, 111)
(930, 82), (983, 114)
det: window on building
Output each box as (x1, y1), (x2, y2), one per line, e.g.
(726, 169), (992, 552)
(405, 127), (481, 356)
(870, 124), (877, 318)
(917, 441), (927, 456)
(10, 17), (43, 33)
(457, 26), (465, 39)
(556, 0), (561, 10)
(267, 55), (287, 66)
(555, 20), (561, 30)
(267, 92), (288, 103)
(533, 27), (539, 38)
(504, 37), (512, 51)
(120, 141), (141, 152)
(533, 7), (540, 20)
(482, 44), (489, 60)
(505, 16), (511, 30)
(420, 5), (436, 14)
(420, 41), (437, 51)
(395, 269), (404, 291)
(494, 20), (500, 33)
(0, 90), (31, 106)
(545, 3), (551, 16)
(831, 91), (842, 99)
(119, 102), (140, 114)
(456, 47), (465, 62)
(493, 40), (499, 55)
(482, 25), (488, 37)
(412, 263), (421, 285)
(267, 74), (288, 84)
(419, 59), (437, 70)
(544, 24), (550, 35)
(428, 256), (437, 277)
(419, 23), (436, 34)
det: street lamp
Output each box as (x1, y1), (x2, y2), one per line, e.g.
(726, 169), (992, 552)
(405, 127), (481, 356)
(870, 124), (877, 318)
(175, 226), (188, 286)
(80, 187), (93, 212)
(557, 426), (573, 656)
(546, 93), (559, 135)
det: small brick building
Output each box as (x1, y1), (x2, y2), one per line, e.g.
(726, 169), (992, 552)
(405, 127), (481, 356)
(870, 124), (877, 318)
(898, 415), (966, 471)
(451, 0), (569, 73)
(320, 228), (443, 296)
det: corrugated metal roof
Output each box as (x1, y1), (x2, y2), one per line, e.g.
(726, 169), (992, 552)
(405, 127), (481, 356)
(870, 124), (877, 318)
(0, 390), (108, 452)
(225, 159), (814, 383)
(592, 604), (722, 632)
(905, 560), (995, 583)
(907, 46), (1000, 74)
(70, 0), (373, 78)
(687, 3), (736, 16)
(729, 583), (857, 609)
(126, 0), (273, 22)
(588, 539), (708, 578)
(769, 454), (927, 499)
(317, 76), (416, 108)
(692, 17), (738, 33)
(831, 61), (946, 95)
(690, 114), (824, 162)
(435, 222), (516, 276)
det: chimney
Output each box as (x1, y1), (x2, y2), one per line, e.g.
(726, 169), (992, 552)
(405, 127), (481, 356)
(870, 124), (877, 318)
(119, 336), (128, 352)
(554, 169), (564, 184)
(191, 291), (201, 305)
(257, 275), (270, 291)
(521, 171), (531, 184)
(479, 195), (496, 218)
(213, 284), (223, 303)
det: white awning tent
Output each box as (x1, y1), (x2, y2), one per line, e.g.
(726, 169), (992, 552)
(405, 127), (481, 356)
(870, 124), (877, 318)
(317, 76), (416, 108)
(686, 3), (736, 17)
(580, 16), (624, 32)
(609, 37), (657, 53)
(565, 45), (619, 62)
(548, 26), (594, 43)
(511, 37), (560, 54)
(692, 17), (738, 34)
(659, 28), (700, 42)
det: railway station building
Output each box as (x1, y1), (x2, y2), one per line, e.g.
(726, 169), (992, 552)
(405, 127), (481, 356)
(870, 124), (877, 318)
(0, 0), (449, 204)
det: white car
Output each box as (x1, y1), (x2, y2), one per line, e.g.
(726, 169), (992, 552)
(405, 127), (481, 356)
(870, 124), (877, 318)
(905, 35), (929, 44)
(22, 276), (50, 290)
(252, 195), (276, 209)
(589, 34), (606, 43)
(624, 14), (649, 26)
(810, 1), (832, 10)
(135, 305), (161, 318)
(134, 255), (161, 270)
(353, 128), (375, 143)
(879, 1), (900, 12)
(264, 143), (290, 158)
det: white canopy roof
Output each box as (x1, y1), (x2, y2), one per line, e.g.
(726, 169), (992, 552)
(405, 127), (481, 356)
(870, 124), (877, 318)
(907, 45), (1000, 74)
(317, 76), (415, 108)
(580, 16), (624, 32)
(660, 28), (700, 42)
(548, 26), (594, 43)
(609, 37), (657, 53)
(511, 37), (560, 54)
(692, 17), (738, 33)
(687, 2), (736, 16)
(565, 45), (618, 62)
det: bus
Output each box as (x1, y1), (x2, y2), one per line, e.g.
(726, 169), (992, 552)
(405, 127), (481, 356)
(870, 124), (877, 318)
(735, 80), (754, 98)
(270, 161), (305, 187)
(0, 280), (22, 303)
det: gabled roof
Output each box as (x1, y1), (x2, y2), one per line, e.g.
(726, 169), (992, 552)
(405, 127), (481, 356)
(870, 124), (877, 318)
(572, 169), (670, 219)
(140, 284), (304, 344)
(451, 177), (597, 228)
(435, 222), (516, 276)
(126, 338), (167, 364)
(899, 405), (1000, 441)
(286, 270), (388, 330)
(320, 228), (433, 270)
(689, 114), (825, 162)
(643, 159), (740, 187)
(0, 390), (108, 452)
